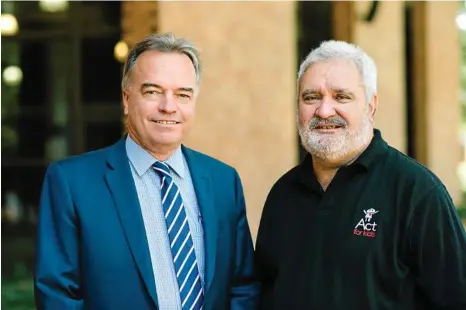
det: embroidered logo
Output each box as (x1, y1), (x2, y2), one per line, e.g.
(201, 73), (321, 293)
(353, 208), (378, 238)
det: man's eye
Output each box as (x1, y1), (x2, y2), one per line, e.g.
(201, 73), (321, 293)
(304, 95), (319, 101)
(336, 94), (351, 101)
(178, 93), (191, 99)
(144, 90), (161, 95)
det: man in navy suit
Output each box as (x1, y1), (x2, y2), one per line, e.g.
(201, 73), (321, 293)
(34, 33), (260, 310)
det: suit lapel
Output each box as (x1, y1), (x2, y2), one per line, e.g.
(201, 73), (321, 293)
(182, 146), (218, 295)
(104, 138), (158, 308)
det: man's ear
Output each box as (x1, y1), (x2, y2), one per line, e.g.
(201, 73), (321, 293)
(368, 94), (378, 122)
(122, 89), (129, 115)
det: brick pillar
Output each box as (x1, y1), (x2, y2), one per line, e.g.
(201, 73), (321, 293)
(412, 2), (462, 203)
(332, 1), (354, 42)
(121, 1), (158, 48)
(157, 1), (298, 239)
(353, 1), (407, 153)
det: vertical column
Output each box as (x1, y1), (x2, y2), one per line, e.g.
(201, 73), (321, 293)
(410, 2), (428, 166)
(69, 1), (84, 154)
(353, 1), (407, 153)
(46, 41), (69, 161)
(332, 1), (354, 42)
(121, 1), (158, 48)
(423, 2), (462, 203)
(157, 1), (297, 239)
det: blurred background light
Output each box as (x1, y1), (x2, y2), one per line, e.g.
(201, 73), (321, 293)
(114, 40), (129, 63)
(456, 9), (466, 31)
(0, 14), (19, 36)
(3, 66), (23, 87)
(39, 0), (69, 13)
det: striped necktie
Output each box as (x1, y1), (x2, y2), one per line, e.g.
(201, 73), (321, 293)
(153, 161), (204, 310)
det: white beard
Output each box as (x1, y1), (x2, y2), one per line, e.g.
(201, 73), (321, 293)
(298, 107), (373, 163)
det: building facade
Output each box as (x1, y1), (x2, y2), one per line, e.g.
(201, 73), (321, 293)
(123, 1), (462, 238)
(1, 1), (462, 240)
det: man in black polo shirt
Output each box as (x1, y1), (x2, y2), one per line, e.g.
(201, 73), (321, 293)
(255, 40), (466, 310)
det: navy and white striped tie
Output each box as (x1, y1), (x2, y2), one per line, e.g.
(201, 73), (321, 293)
(153, 161), (204, 310)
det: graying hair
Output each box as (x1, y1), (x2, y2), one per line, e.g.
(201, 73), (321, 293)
(297, 40), (377, 102)
(121, 32), (202, 90)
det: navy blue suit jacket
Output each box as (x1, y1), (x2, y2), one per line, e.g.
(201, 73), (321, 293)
(34, 138), (260, 310)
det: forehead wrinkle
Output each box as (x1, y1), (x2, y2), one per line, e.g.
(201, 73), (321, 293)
(307, 60), (364, 86)
(320, 80), (366, 93)
(299, 68), (365, 95)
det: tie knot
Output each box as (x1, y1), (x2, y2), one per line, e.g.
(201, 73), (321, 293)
(153, 161), (171, 178)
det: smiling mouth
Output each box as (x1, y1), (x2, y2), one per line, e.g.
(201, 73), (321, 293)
(153, 120), (180, 125)
(314, 125), (343, 130)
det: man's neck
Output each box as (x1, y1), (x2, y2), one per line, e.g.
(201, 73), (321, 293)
(312, 163), (338, 191)
(312, 136), (373, 191)
(128, 131), (178, 161)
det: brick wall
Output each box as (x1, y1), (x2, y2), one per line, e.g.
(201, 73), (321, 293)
(424, 2), (461, 203)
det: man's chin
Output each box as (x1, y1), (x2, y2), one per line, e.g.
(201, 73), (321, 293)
(310, 131), (344, 141)
(303, 140), (347, 160)
(308, 134), (345, 148)
(310, 147), (345, 159)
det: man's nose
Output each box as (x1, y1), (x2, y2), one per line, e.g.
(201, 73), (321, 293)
(314, 99), (336, 119)
(158, 94), (177, 113)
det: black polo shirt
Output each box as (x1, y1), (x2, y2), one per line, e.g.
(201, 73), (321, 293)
(255, 129), (466, 310)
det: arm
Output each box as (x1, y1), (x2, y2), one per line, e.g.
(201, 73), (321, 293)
(408, 184), (466, 310)
(34, 163), (83, 310)
(230, 170), (261, 310)
(254, 192), (278, 310)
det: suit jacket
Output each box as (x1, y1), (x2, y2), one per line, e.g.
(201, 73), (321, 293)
(34, 137), (260, 310)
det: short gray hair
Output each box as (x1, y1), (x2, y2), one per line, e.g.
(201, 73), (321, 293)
(121, 32), (202, 90)
(297, 40), (377, 101)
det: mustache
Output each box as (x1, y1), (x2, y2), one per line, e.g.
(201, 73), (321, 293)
(308, 117), (347, 130)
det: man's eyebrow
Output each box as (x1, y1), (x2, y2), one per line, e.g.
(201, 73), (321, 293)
(177, 87), (194, 93)
(333, 88), (353, 93)
(140, 83), (161, 91)
(139, 84), (194, 94)
(301, 88), (320, 95)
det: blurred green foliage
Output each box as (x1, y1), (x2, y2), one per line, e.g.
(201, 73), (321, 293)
(1, 264), (34, 310)
(456, 193), (466, 220)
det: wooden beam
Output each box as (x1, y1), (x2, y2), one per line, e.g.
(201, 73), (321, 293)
(410, 2), (428, 165)
(332, 1), (354, 42)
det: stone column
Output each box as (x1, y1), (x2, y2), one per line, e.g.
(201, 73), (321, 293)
(353, 1), (407, 153)
(412, 2), (462, 203)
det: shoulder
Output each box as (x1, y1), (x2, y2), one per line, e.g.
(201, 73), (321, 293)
(384, 145), (445, 191)
(266, 164), (302, 202)
(47, 143), (116, 177)
(273, 164), (301, 188)
(182, 146), (238, 176)
(379, 145), (455, 215)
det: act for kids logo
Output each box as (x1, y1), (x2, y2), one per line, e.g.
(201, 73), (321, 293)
(353, 208), (379, 238)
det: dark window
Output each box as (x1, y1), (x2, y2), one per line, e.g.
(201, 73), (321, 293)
(85, 122), (123, 152)
(1, 1), (123, 239)
(82, 37), (123, 103)
(19, 41), (48, 106)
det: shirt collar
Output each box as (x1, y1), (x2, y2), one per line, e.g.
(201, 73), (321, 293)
(351, 129), (388, 170)
(125, 135), (186, 178)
